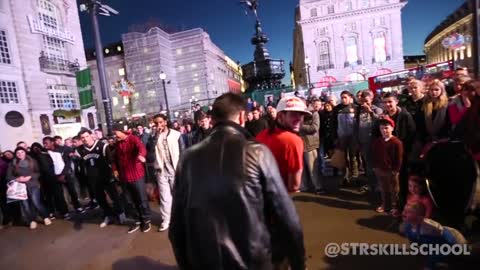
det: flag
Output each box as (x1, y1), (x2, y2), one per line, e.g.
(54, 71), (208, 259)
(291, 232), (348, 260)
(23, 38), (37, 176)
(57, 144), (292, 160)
(76, 68), (94, 109)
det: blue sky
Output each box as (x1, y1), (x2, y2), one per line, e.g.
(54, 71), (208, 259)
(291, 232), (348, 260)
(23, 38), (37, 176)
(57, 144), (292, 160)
(80, 0), (467, 64)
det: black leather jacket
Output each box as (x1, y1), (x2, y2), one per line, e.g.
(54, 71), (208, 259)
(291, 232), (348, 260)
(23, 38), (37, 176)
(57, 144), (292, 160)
(169, 121), (305, 270)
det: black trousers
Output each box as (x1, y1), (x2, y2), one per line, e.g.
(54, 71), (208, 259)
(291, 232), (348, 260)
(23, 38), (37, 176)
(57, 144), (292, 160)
(90, 176), (124, 218)
(43, 177), (69, 215)
(123, 177), (151, 224)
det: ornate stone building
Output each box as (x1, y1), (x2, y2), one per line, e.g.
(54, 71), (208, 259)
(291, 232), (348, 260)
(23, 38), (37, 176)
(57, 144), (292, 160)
(0, 0), (94, 150)
(293, 0), (407, 88)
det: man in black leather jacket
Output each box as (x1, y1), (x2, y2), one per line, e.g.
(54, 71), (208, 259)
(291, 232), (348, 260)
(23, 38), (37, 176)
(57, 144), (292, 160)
(169, 93), (306, 270)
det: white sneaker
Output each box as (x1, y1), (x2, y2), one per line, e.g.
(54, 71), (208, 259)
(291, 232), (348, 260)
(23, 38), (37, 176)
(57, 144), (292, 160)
(158, 223), (169, 232)
(99, 217), (110, 228)
(30, 221), (38, 230)
(44, 218), (52, 226)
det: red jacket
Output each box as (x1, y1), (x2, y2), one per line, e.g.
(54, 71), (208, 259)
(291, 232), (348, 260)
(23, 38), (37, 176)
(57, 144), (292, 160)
(371, 136), (404, 172)
(112, 135), (147, 183)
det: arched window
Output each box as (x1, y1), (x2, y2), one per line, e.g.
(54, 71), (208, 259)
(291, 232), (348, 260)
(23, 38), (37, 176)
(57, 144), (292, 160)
(317, 41), (331, 70)
(346, 37), (358, 65)
(373, 32), (387, 63)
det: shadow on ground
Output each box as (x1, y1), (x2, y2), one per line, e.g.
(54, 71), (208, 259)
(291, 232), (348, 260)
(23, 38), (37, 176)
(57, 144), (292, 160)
(293, 195), (372, 211)
(356, 214), (402, 234)
(112, 256), (177, 270)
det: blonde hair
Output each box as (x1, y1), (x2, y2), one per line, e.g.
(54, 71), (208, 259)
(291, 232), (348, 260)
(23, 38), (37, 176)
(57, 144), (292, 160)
(424, 80), (448, 111)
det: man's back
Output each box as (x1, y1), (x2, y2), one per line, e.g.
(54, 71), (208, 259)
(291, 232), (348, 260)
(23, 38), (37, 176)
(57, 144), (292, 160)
(169, 122), (305, 270)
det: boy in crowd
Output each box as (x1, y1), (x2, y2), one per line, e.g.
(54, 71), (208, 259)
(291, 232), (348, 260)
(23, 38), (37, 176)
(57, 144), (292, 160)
(372, 116), (403, 215)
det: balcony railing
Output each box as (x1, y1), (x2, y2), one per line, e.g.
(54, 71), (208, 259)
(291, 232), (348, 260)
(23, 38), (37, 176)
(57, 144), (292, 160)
(27, 16), (75, 44)
(39, 52), (80, 76)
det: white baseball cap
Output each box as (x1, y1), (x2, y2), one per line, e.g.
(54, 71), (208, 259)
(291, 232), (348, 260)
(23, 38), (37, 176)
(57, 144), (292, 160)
(276, 97), (312, 115)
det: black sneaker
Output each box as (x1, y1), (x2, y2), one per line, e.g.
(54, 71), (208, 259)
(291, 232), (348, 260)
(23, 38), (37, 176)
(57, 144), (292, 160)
(141, 222), (151, 233)
(127, 223), (140, 234)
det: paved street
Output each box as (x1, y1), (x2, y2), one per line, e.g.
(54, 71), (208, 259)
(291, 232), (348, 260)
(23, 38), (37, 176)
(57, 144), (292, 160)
(0, 179), (479, 270)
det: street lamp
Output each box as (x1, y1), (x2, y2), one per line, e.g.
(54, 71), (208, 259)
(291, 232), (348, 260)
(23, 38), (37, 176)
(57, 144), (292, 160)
(359, 66), (370, 81)
(80, 0), (119, 135)
(304, 56), (312, 89)
(159, 71), (170, 119)
(189, 95), (198, 118)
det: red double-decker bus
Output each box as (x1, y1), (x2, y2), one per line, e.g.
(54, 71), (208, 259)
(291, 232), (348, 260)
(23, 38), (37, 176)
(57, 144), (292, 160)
(368, 61), (455, 93)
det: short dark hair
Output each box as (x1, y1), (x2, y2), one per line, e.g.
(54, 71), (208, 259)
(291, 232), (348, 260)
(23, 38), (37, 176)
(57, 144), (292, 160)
(211, 93), (247, 122)
(16, 141), (26, 146)
(136, 124), (144, 128)
(194, 110), (208, 122)
(455, 67), (468, 72)
(153, 113), (168, 121)
(72, 136), (81, 141)
(78, 128), (92, 137)
(361, 90), (373, 98)
(252, 106), (260, 112)
(43, 136), (54, 142)
(53, 135), (62, 140)
(382, 92), (398, 100)
(340, 90), (352, 97)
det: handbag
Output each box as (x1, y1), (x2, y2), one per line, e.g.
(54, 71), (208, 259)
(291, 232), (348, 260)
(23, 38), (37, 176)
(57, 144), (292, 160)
(330, 149), (346, 169)
(6, 180), (28, 203)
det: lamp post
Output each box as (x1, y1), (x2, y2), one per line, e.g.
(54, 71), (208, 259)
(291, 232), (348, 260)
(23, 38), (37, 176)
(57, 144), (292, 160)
(359, 66), (370, 81)
(80, 0), (119, 135)
(159, 71), (170, 119)
(304, 56), (312, 89)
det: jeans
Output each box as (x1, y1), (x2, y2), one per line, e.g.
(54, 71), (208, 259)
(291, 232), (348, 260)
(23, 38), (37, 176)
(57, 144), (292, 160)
(359, 141), (378, 191)
(21, 186), (49, 222)
(156, 172), (174, 227)
(301, 150), (322, 191)
(124, 178), (151, 224)
(91, 177), (124, 218)
(317, 145), (326, 175)
(63, 173), (82, 209)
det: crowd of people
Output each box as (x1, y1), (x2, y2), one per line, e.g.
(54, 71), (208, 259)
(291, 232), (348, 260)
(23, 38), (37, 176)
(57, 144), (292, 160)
(0, 67), (479, 269)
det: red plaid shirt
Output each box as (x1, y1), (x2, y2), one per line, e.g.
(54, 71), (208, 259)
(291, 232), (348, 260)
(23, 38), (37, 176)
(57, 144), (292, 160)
(112, 135), (147, 183)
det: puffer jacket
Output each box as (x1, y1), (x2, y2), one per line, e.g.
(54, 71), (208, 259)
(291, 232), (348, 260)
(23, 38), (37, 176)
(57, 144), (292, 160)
(169, 121), (306, 270)
(300, 111), (320, 152)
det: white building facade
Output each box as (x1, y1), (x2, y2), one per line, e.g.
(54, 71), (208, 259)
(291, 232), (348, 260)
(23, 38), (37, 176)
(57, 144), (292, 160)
(293, 0), (407, 88)
(121, 27), (229, 116)
(0, 0), (94, 151)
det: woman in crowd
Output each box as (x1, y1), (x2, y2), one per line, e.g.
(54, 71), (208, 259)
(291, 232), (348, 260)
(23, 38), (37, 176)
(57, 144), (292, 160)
(416, 80), (451, 146)
(320, 101), (336, 158)
(6, 147), (52, 229)
(449, 80), (478, 136)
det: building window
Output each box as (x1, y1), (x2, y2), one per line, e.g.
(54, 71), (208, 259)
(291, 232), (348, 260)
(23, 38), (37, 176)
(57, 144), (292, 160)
(191, 63), (197, 69)
(118, 68), (125, 76)
(38, 0), (59, 30)
(373, 32), (387, 63)
(48, 90), (76, 109)
(346, 37), (358, 65)
(0, 81), (19, 104)
(0, 30), (11, 64)
(43, 35), (67, 64)
(310, 8), (317, 17)
(345, 1), (353, 11)
(327, 5), (334, 14)
(317, 41), (331, 70)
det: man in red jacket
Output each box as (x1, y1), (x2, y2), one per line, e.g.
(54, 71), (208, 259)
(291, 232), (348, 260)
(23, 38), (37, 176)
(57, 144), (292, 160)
(112, 124), (151, 233)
